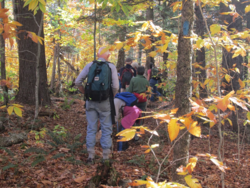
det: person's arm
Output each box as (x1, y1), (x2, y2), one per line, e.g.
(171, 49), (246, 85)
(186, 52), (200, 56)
(147, 69), (151, 81)
(74, 63), (92, 93)
(111, 64), (119, 96)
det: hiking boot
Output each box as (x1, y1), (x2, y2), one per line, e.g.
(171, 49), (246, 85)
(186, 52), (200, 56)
(86, 158), (95, 165)
(134, 133), (140, 141)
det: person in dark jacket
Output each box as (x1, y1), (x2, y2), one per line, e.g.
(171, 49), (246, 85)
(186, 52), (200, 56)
(119, 58), (136, 92)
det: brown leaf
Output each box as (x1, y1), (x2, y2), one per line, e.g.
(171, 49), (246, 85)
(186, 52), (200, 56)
(59, 148), (70, 153)
(74, 175), (87, 183)
(41, 180), (52, 185)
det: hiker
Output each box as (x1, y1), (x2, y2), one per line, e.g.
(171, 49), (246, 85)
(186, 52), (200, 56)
(131, 62), (139, 72)
(119, 58), (136, 92)
(147, 63), (161, 102)
(127, 66), (149, 111)
(75, 47), (119, 164)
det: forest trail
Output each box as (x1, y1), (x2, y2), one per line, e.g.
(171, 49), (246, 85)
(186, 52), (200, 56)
(0, 98), (250, 188)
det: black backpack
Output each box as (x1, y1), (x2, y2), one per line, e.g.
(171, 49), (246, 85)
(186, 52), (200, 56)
(120, 68), (134, 88)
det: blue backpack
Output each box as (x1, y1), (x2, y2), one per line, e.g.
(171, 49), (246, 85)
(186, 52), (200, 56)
(85, 60), (112, 102)
(115, 92), (138, 106)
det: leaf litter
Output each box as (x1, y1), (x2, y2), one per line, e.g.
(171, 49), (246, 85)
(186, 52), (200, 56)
(0, 99), (249, 187)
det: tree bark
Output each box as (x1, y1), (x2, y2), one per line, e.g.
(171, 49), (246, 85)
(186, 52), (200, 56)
(116, 28), (126, 70)
(0, 0), (8, 105)
(137, 44), (143, 65)
(173, 0), (194, 183)
(145, 0), (155, 72)
(35, 13), (44, 119)
(14, 0), (50, 105)
(50, 43), (58, 92)
(195, 4), (207, 98)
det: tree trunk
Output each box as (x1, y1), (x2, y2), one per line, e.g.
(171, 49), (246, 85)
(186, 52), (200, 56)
(173, 0), (194, 183)
(145, 1), (155, 72)
(0, 0), (8, 105)
(35, 13), (44, 119)
(14, 0), (50, 105)
(116, 28), (126, 70)
(137, 44), (143, 65)
(220, 1), (243, 132)
(195, 4), (207, 98)
(50, 43), (58, 92)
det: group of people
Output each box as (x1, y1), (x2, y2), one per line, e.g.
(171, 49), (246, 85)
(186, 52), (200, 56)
(74, 47), (160, 164)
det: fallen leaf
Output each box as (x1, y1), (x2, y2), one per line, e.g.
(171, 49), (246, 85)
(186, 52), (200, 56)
(74, 175), (87, 183)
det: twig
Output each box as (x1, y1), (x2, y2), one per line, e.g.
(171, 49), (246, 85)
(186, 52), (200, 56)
(19, 50), (37, 58)
(198, 1), (224, 187)
(16, 13), (39, 27)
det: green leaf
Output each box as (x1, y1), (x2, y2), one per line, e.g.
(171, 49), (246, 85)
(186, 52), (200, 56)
(23, 0), (32, 8)
(38, 0), (46, 5)
(52, 153), (65, 159)
(31, 155), (45, 167)
(39, 3), (46, 13)
(116, 3), (120, 12)
(3, 163), (17, 171)
(102, 0), (108, 9)
(121, 4), (128, 15)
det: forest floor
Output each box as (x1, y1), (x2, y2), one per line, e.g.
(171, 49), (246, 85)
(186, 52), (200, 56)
(0, 96), (250, 188)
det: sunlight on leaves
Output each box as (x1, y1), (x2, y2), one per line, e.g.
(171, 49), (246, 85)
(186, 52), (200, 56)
(168, 118), (180, 142)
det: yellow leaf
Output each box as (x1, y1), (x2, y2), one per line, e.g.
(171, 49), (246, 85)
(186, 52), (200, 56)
(141, 21), (149, 31)
(11, 21), (22, 26)
(148, 51), (157, 58)
(245, 5), (250, 13)
(144, 149), (151, 153)
(210, 24), (221, 35)
(171, 108), (178, 115)
(225, 74), (230, 83)
(210, 157), (230, 172)
(12, 104), (23, 108)
(184, 175), (202, 188)
(7, 106), (14, 115)
(168, 118), (180, 142)
(115, 41), (123, 50)
(186, 157), (198, 174)
(14, 107), (22, 117)
(129, 180), (148, 186)
(116, 129), (136, 142)
(0, 105), (6, 109)
(38, 0), (46, 5)
(123, 45), (130, 51)
(238, 78), (245, 89)
(227, 104), (235, 112)
(186, 121), (201, 137)
(196, 38), (204, 49)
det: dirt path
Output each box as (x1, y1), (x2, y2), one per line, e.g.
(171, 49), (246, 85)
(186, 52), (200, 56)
(0, 99), (250, 187)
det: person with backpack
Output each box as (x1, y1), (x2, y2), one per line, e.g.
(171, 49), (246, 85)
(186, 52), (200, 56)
(75, 47), (119, 164)
(147, 63), (160, 102)
(119, 58), (136, 92)
(127, 66), (149, 111)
